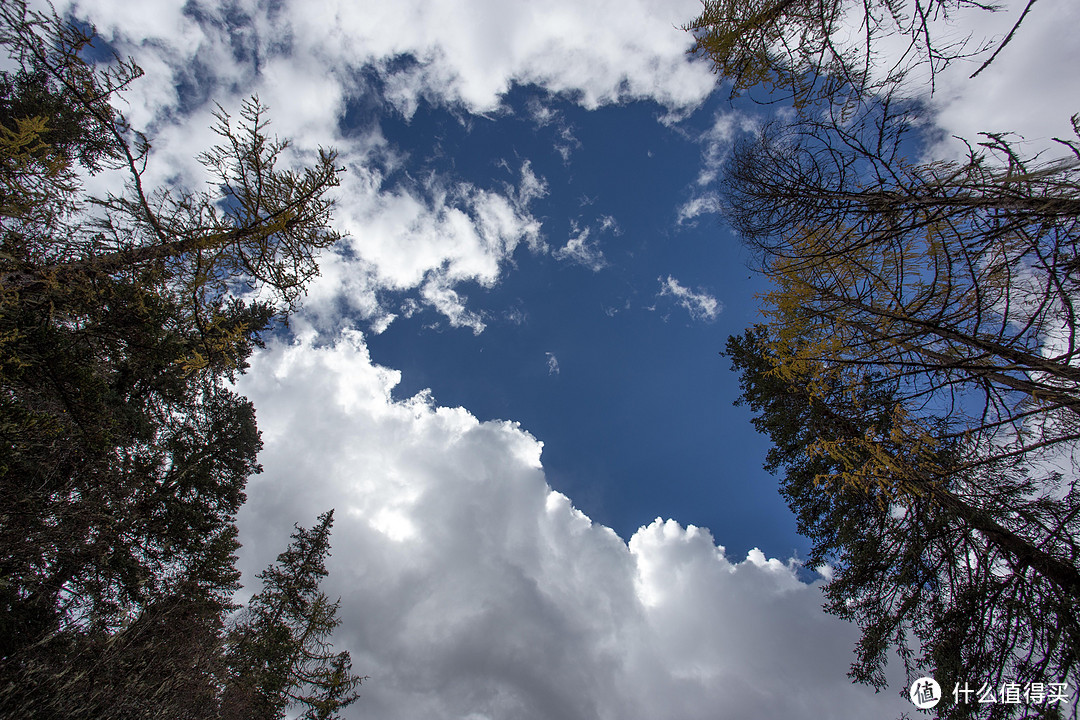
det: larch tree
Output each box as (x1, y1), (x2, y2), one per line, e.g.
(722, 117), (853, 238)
(684, 0), (1034, 107)
(728, 103), (1080, 492)
(687, 0), (1080, 714)
(711, 48), (1080, 720)
(727, 327), (1080, 719)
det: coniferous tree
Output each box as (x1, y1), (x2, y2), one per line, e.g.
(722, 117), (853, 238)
(0, 3), (361, 716)
(727, 328), (1080, 719)
(684, 0), (1034, 107)
(689, 0), (1080, 709)
(223, 511), (363, 720)
(713, 100), (1080, 720)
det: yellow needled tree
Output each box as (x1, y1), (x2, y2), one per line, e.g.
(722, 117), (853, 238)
(721, 100), (1080, 720)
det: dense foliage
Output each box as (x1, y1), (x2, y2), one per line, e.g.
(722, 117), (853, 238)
(0, 3), (360, 717)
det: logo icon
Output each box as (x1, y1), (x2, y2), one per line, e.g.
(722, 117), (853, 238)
(910, 677), (942, 709)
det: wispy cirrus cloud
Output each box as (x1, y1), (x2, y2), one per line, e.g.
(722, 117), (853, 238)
(546, 351), (560, 375)
(552, 215), (621, 272)
(658, 275), (722, 321)
(553, 225), (607, 272)
(675, 192), (721, 226)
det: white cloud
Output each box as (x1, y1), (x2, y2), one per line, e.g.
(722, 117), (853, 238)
(522, 100), (581, 164)
(232, 332), (913, 720)
(925, 0), (1080, 158)
(552, 215), (621, 272)
(420, 275), (487, 334)
(675, 192), (721, 226)
(526, 96), (559, 127)
(674, 110), (756, 229)
(695, 110), (759, 186)
(597, 214), (620, 235)
(286, 156), (546, 334)
(255, 55), (347, 141)
(515, 162), (550, 235)
(286, 0), (716, 116)
(368, 312), (397, 335)
(341, 170), (541, 291)
(545, 352), (560, 375)
(554, 124), (582, 165)
(603, 297), (632, 317)
(504, 307), (527, 325)
(58, 0), (714, 335)
(553, 226), (607, 272)
(658, 275), (722, 321)
(67, 0), (716, 124)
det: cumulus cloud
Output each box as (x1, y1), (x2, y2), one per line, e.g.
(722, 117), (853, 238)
(281, 0), (716, 116)
(67, 0), (716, 122)
(924, 0), (1080, 157)
(658, 275), (722, 321)
(60, 0), (713, 334)
(232, 332), (912, 720)
(280, 156), (546, 334)
(343, 167), (543, 290)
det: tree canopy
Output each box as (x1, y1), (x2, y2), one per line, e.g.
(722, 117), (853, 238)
(690, 0), (1080, 715)
(0, 3), (361, 717)
(223, 512), (364, 720)
(720, 90), (1080, 720)
(684, 0), (1033, 107)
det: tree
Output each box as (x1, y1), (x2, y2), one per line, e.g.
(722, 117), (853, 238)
(0, 0), (341, 341)
(2, 581), (235, 720)
(690, 0), (1080, 711)
(728, 103), (1080, 488)
(727, 327), (1080, 719)
(0, 3), (358, 716)
(715, 93), (1080, 720)
(223, 511), (364, 720)
(684, 0), (1032, 107)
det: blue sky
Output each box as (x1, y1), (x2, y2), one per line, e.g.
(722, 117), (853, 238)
(52, 0), (1080, 716)
(363, 85), (796, 556)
